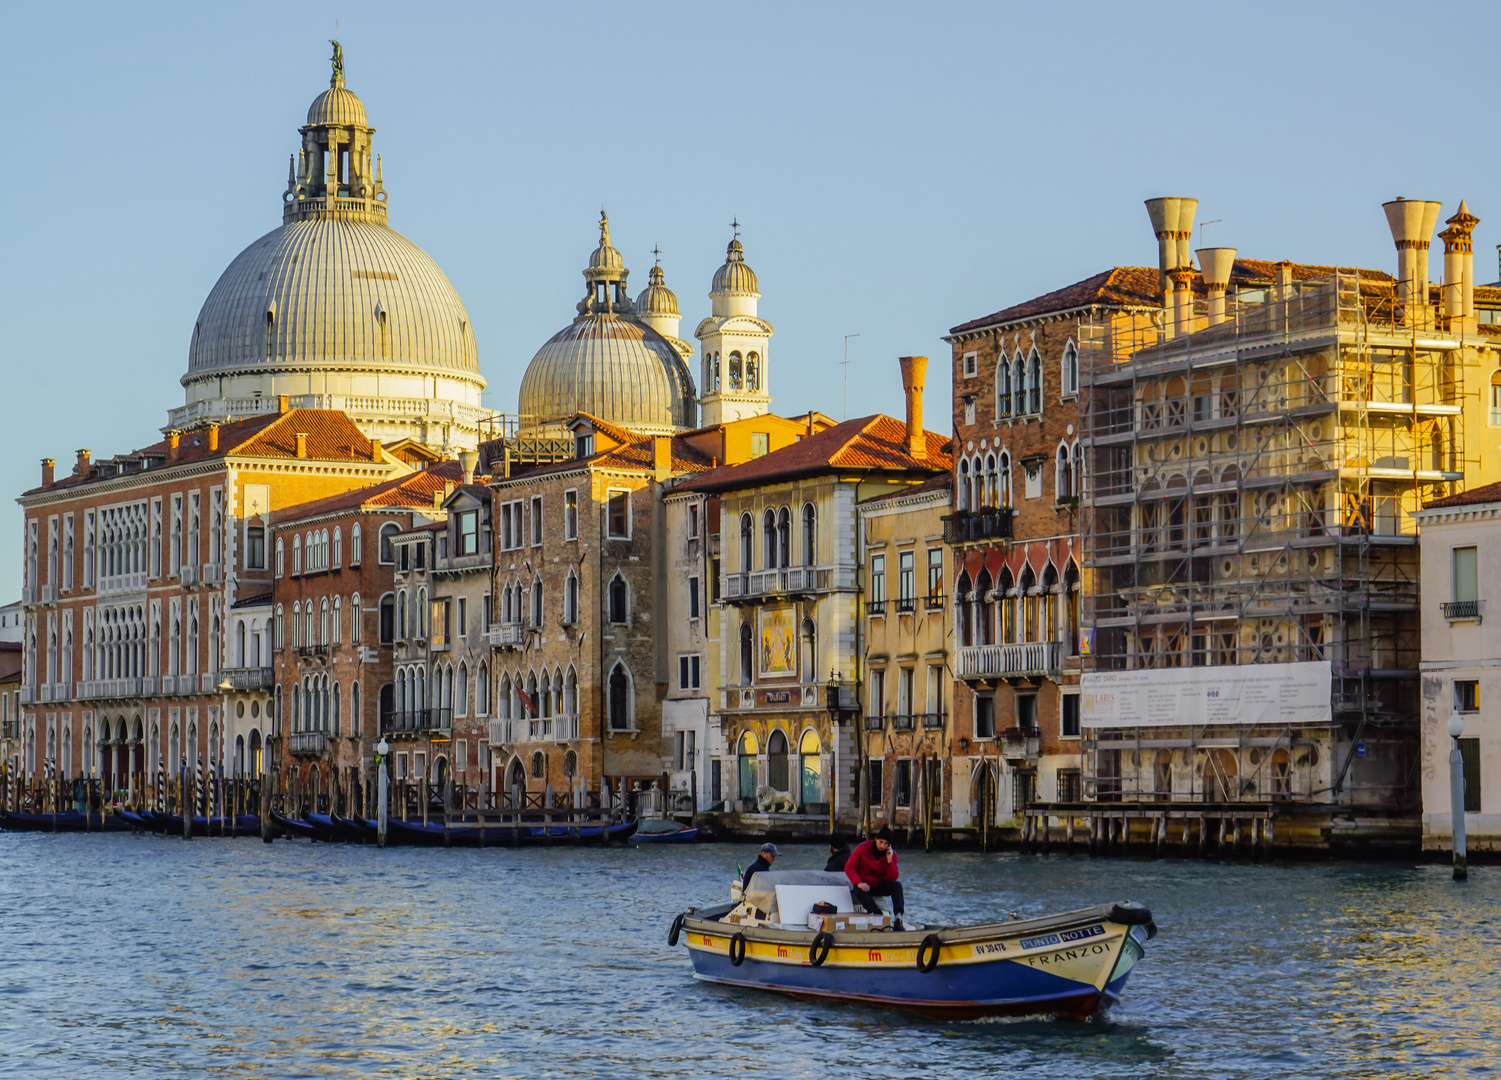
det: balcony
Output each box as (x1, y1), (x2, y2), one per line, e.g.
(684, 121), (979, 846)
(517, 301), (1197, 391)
(21, 586), (36, 605)
(38, 682), (72, 703)
(200, 672), (221, 693)
(720, 564), (859, 604)
(895, 596), (917, 614)
(19, 686), (34, 704)
(381, 708), (453, 736)
(919, 711), (946, 730)
(489, 719), (518, 745)
(1001, 727), (1040, 761)
(942, 508), (1014, 545)
(78, 678), (149, 700)
(924, 591), (945, 612)
(40, 584), (56, 606)
(957, 641), (1063, 680)
(1442, 599), (1482, 623)
(200, 562), (223, 585)
(865, 599), (887, 616)
(864, 715), (885, 732)
(179, 565), (199, 587)
(526, 714), (580, 741)
(488, 622), (524, 648)
(1, 719), (18, 740)
(296, 644), (330, 663)
(288, 731), (328, 757)
(221, 666), (274, 691)
(892, 713), (914, 732)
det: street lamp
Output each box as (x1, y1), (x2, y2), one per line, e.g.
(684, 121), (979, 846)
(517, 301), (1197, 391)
(376, 737), (391, 849)
(1448, 710), (1467, 881)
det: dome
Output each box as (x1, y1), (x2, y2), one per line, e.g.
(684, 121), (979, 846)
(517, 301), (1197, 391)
(636, 263), (679, 317)
(306, 82), (369, 128)
(711, 237), (759, 293)
(185, 216), (481, 381)
(518, 317), (696, 433)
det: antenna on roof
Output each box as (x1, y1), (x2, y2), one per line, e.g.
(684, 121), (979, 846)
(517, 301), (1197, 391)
(841, 334), (861, 421)
(1199, 219), (1222, 250)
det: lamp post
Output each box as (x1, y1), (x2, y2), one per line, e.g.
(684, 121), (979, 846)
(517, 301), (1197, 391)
(1448, 711), (1467, 881)
(376, 737), (390, 849)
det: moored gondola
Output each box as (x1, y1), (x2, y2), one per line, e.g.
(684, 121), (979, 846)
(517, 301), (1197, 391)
(269, 809), (321, 840)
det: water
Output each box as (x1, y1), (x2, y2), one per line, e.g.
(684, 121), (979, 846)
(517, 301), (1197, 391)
(0, 834), (1497, 1080)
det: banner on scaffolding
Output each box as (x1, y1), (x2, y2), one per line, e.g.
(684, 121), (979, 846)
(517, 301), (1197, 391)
(1080, 660), (1331, 728)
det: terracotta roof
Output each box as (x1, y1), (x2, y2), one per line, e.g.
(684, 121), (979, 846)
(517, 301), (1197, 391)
(859, 472), (954, 506)
(678, 415), (951, 495)
(1424, 481), (1501, 510)
(950, 260), (1396, 335)
(275, 460), (469, 524)
(24, 409), (380, 496)
(570, 412), (644, 447)
(498, 428), (718, 484)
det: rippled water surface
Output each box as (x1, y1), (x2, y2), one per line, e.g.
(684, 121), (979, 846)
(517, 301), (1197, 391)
(1, 832), (1498, 1079)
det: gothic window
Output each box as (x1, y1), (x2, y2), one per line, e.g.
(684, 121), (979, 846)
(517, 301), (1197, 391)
(801, 504), (816, 566)
(1062, 341), (1079, 398)
(729, 351), (743, 390)
(1028, 350), (1042, 413)
(997, 360), (1012, 419)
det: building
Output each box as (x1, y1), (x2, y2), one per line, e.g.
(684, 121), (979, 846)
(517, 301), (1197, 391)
(1070, 197), (1501, 846)
(857, 470), (952, 838)
(682, 358), (950, 834)
(170, 47), (490, 451)
(1413, 482), (1501, 852)
(15, 407), (405, 798)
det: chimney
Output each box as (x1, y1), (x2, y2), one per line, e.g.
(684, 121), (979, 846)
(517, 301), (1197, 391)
(1275, 260), (1295, 302)
(1440, 200), (1480, 329)
(458, 448), (478, 485)
(1168, 267), (1198, 338)
(1196, 247), (1237, 326)
(898, 355), (928, 460)
(277, 394), (290, 415)
(1145, 196), (1198, 293)
(653, 434), (672, 482)
(369, 434), (382, 461)
(40, 457), (55, 488)
(294, 432), (309, 459)
(1382, 197), (1443, 302)
(74, 448), (91, 477)
(165, 430), (181, 460)
(206, 422), (220, 452)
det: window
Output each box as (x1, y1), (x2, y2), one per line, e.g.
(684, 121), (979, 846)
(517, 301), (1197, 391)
(458, 511), (479, 556)
(897, 550), (915, 611)
(678, 654), (701, 690)
(379, 523), (399, 564)
(1453, 546), (1478, 603)
(1062, 342), (1079, 398)
(609, 575), (629, 624)
(963, 351), (977, 378)
(564, 490), (578, 540)
(750, 432), (769, 458)
(607, 491), (630, 539)
(246, 526), (266, 570)
(292, 535), (302, 575)
(739, 622), (753, 685)
(688, 576), (700, 620)
(1455, 680), (1480, 713)
(431, 599), (450, 650)
(332, 527), (342, 568)
(275, 537), (284, 577)
(1061, 692), (1081, 737)
(801, 504), (816, 566)
(1016, 693), (1038, 733)
(926, 548), (943, 603)
(739, 513), (754, 571)
(1057, 768), (1081, 803)
(894, 759), (913, 808)
(801, 619), (817, 683)
(351, 595), (362, 644)
(776, 507), (790, 568)
(351, 523), (362, 565)
(997, 359), (1012, 419)
(688, 503), (700, 538)
(608, 664), (632, 730)
(564, 573), (579, 625)
(530, 580), (543, 628)
(274, 605), (284, 651)
(576, 433), (594, 459)
(530, 497), (543, 546)
(867, 758), (884, 805)
(1460, 738), (1482, 813)
(414, 542), (425, 570)
(381, 595), (395, 644)
(869, 554), (886, 604)
(975, 696), (995, 739)
(1028, 351), (1042, 413)
(457, 597), (467, 638)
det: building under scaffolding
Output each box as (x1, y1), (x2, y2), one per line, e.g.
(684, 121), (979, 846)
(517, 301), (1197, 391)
(1076, 266), (1474, 816)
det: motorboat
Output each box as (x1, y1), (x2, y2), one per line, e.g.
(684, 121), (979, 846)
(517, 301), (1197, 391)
(670, 870), (1155, 1020)
(628, 819), (701, 844)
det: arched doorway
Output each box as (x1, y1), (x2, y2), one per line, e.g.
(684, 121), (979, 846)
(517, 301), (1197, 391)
(435, 756), (449, 790)
(798, 729), (822, 807)
(507, 758), (526, 797)
(737, 730), (758, 801)
(1206, 749), (1238, 802)
(767, 730), (789, 792)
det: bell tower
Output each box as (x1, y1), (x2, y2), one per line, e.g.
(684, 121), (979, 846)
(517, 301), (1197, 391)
(695, 224), (774, 426)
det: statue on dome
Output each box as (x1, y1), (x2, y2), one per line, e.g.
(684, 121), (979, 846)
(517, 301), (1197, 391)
(330, 39), (344, 83)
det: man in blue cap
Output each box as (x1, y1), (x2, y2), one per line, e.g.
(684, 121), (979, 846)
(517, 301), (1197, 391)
(741, 842), (780, 890)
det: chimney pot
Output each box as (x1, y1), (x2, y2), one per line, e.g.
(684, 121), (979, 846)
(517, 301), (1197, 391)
(1382, 197), (1443, 302)
(1196, 247), (1237, 326)
(206, 422), (220, 452)
(165, 430), (181, 460)
(40, 457), (55, 488)
(277, 394), (290, 415)
(74, 448), (91, 476)
(458, 448), (478, 485)
(898, 355), (928, 460)
(294, 432), (309, 459)
(653, 434), (673, 482)
(1145, 196), (1198, 292)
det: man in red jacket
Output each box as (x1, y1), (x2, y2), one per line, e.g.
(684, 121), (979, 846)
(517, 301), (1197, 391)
(845, 825), (904, 927)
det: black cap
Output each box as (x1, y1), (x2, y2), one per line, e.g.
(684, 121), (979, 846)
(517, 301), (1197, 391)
(875, 825), (894, 842)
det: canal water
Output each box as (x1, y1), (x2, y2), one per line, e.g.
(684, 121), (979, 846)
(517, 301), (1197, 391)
(0, 834), (1496, 1079)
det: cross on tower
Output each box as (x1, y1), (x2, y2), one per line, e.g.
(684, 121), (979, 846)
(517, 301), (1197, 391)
(652, 245), (662, 267)
(730, 217), (741, 239)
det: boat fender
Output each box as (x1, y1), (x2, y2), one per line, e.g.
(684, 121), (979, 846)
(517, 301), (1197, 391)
(668, 914), (685, 947)
(1108, 901), (1154, 926)
(916, 934), (942, 974)
(809, 932), (834, 967)
(729, 932), (748, 967)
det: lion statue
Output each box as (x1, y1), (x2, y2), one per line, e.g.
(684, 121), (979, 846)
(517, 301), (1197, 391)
(756, 785), (797, 813)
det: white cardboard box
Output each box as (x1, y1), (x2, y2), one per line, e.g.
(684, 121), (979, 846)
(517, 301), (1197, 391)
(808, 912), (892, 933)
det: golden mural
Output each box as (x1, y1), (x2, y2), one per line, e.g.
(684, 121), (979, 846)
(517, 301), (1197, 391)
(759, 606), (797, 677)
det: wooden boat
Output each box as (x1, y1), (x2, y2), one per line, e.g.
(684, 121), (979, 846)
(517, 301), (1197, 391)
(672, 871), (1155, 1020)
(628, 819), (701, 844)
(384, 815), (639, 846)
(270, 810), (321, 840)
(148, 811), (261, 837)
(0, 809), (129, 832)
(329, 812), (378, 842)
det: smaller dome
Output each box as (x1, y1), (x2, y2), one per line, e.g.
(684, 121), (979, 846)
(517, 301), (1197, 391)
(636, 263), (679, 317)
(588, 212), (625, 273)
(712, 237), (759, 293)
(307, 82), (369, 128)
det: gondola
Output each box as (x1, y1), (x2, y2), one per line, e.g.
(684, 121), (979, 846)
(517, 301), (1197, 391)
(148, 811), (261, 837)
(628, 819), (700, 844)
(383, 815), (639, 846)
(0, 809), (126, 832)
(306, 812), (370, 843)
(114, 809), (152, 830)
(269, 809), (321, 840)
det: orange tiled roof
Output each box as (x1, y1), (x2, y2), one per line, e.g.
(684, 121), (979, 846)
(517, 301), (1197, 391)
(275, 460), (471, 524)
(1424, 481), (1501, 510)
(678, 415), (951, 494)
(504, 429), (717, 483)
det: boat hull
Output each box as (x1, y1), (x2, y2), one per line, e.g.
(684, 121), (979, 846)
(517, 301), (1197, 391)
(681, 905), (1149, 1021)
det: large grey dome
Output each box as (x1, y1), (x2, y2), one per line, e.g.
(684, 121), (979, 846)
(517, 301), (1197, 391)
(518, 317), (696, 434)
(185, 217), (480, 383)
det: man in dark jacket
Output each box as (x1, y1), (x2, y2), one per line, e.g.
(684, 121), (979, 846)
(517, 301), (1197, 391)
(741, 842), (780, 891)
(845, 826), (903, 926)
(824, 834), (852, 872)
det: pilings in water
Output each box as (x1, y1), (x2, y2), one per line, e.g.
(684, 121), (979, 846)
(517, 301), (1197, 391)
(1020, 803), (1278, 860)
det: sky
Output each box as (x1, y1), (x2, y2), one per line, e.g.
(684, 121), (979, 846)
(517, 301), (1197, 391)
(2, 1), (1499, 599)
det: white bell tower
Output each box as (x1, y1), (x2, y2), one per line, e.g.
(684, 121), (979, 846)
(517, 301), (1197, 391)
(696, 224), (773, 426)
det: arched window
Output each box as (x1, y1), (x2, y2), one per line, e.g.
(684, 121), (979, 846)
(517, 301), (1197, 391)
(776, 507), (790, 568)
(728, 350), (743, 390)
(320, 598), (330, 645)
(800, 618), (817, 683)
(291, 602), (302, 649)
(531, 750), (546, 779)
(456, 662), (469, 716)
(351, 523), (362, 565)
(292, 535), (302, 575)
(379, 523), (399, 564)
(539, 670), (552, 718)
(1062, 341), (1079, 397)
(332, 527), (342, 568)
(348, 594), (359, 644)
(530, 579), (543, 627)
(955, 570), (973, 647)
(767, 730), (789, 791)
(1056, 441), (1073, 500)
(739, 622), (753, 685)
(1012, 356), (1027, 417)
(476, 663), (489, 716)
(738, 730), (759, 799)
(351, 680), (361, 736)
(983, 454), (997, 508)
(740, 513), (754, 572)
(608, 663), (632, 730)
(417, 588), (428, 637)
(763, 508), (777, 569)
(235, 620), (246, 666)
(799, 729), (822, 806)
(608, 575), (628, 624)
(274, 605), (284, 651)
(999, 451), (1013, 508)
(397, 593), (407, 640)
(275, 538), (284, 577)
(957, 460), (970, 512)
(746, 351), (760, 391)
(1072, 441), (1084, 497)
(801, 504), (816, 566)
(564, 667), (578, 716)
(331, 681), (341, 736)
(563, 749), (577, 779)
(564, 572), (579, 625)
(997, 360), (1012, 418)
(1028, 350), (1042, 413)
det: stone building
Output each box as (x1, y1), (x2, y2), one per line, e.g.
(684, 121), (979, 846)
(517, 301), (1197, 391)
(681, 359), (949, 833)
(857, 471), (952, 836)
(264, 460), (467, 810)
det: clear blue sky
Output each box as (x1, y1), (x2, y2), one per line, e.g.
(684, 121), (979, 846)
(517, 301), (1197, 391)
(2, 2), (1498, 599)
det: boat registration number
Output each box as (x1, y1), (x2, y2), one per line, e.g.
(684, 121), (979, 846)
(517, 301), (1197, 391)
(1019, 924), (1104, 950)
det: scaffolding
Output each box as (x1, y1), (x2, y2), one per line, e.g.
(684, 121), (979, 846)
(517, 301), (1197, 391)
(1075, 271), (1465, 808)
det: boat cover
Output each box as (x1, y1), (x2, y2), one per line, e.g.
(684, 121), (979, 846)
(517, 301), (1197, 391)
(743, 870), (851, 919)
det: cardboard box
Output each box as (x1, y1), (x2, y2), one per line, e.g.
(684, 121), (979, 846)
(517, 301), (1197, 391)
(808, 913), (892, 933)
